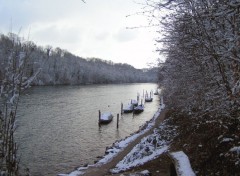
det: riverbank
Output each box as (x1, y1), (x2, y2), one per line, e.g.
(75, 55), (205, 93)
(60, 104), (172, 176)
(116, 108), (240, 176)
(62, 104), (240, 176)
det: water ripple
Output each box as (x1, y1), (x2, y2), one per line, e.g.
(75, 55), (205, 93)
(16, 83), (158, 176)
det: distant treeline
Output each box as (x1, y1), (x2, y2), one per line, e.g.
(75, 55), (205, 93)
(0, 33), (157, 86)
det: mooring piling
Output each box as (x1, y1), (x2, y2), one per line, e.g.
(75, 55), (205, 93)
(98, 110), (101, 126)
(117, 113), (119, 129)
(121, 103), (123, 115)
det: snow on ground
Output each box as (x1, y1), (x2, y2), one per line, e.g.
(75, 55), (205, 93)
(229, 146), (240, 154)
(169, 151), (196, 176)
(220, 137), (234, 143)
(111, 119), (177, 173)
(229, 146), (240, 165)
(97, 106), (165, 165)
(59, 105), (165, 176)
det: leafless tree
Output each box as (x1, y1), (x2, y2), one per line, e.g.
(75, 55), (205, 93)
(0, 33), (40, 175)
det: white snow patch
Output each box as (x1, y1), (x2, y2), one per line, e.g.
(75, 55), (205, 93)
(100, 112), (113, 120)
(217, 135), (223, 140)
(229, 146), (240, 154)
(111, 145), (168, 173)
(111, 117), (176, 173)
(170, 151), (196, 176)
(140, 170), (150, 174)
(220, 138), (234, 143)
(10, 92), (19, 104)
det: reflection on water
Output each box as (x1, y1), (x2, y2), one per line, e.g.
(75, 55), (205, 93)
(16, 83), (159, 175)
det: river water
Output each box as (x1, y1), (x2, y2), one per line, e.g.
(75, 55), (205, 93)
(16, 83), (159, 176)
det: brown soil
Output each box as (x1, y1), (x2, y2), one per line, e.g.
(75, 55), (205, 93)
(167, 110), (240, 175)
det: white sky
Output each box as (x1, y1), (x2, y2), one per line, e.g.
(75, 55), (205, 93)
(0, 0), (161, 68)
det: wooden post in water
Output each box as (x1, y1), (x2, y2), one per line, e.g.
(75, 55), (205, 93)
(117, 114), (119, 129)
(121, 103), (123, 115)
(98, 110), (101, 126)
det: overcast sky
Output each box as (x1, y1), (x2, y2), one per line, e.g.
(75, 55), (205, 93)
(0, 0), (160, 68)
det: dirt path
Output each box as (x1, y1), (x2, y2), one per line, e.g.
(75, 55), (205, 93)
(83, 109), (167, 176)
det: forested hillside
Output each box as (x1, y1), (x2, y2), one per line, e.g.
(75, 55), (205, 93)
(0, 33), (157, 85)
(151, 0), (240, 175)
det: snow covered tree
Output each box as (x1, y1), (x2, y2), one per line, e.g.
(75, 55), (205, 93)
(147, 1), (240, 174)
(150, 0), (240, 119)
(0, 33), (39, 175)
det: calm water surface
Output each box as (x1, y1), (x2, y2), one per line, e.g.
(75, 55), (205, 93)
(16, 83), (159, 176)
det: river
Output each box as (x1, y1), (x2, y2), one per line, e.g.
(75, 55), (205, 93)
(16, 83), (159, 176)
